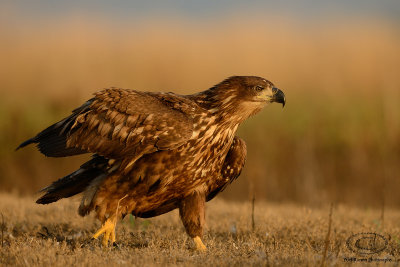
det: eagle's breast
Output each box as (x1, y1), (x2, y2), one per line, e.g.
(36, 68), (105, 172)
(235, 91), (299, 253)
(176, 112), (239, 184)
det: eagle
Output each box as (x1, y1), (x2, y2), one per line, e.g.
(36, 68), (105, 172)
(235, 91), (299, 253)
(17, 76), (285, 250)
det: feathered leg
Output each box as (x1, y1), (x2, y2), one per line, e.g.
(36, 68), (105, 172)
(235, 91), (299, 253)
(179, 191), (207, 251)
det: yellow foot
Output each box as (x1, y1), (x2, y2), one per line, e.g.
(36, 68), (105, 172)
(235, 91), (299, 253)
(193, 236), (207, 251)
(93, 218), (116, 246)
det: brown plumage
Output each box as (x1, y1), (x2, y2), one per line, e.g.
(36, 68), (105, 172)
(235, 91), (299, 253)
(17, 76), (285, 249)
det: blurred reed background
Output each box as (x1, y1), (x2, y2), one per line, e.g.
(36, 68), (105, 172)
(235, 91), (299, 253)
(0, 1), (399, 207)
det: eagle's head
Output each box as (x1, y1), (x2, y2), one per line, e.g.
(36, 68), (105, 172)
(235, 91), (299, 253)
(204, 76), (286, 122)
(225, 76), (285, 106)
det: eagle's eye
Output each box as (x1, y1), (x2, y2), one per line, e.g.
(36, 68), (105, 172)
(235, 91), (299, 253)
(254, 85), (264, 92)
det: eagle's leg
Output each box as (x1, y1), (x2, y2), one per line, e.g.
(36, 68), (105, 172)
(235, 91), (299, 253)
(179, 191), (207, 251)
(92, 194), (127, 246)
(92, 216), (117, 246)
(193, 236), (207, 251)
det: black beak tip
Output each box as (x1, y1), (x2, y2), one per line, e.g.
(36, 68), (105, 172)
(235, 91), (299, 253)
(272, 87), (286, 108)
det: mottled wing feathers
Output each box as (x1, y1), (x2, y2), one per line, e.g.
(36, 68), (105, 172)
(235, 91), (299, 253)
(17, 88), (196, 162)
(66, 88), (195, 160)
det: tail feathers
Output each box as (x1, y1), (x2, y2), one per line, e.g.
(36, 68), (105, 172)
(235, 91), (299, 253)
(16, 99), (93, 157)
(36, 155), (109, 204)
(36, 168), (104, 204)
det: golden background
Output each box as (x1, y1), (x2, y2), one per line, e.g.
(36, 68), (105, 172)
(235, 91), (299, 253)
(0, 1), (399, 207)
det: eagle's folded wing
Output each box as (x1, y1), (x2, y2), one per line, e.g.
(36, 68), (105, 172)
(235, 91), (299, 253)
(18, 88), (195, 160)
(67, 89), (194, 158)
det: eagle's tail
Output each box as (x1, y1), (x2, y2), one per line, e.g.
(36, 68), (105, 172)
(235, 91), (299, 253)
(36, 155), (109, 205)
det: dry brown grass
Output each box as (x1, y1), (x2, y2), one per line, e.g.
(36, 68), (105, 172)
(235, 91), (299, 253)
(1, 193), (400, 266)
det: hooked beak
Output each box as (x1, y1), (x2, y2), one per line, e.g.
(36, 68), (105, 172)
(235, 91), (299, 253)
(271, 87), (286, 107)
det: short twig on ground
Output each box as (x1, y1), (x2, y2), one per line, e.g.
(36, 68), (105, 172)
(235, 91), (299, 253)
(381, 199), (385, 231)
(1, 213), (4, 248)
(321, 203), (333, 267)
(381, 191), (385, 231)
(251, 193), (255, 232)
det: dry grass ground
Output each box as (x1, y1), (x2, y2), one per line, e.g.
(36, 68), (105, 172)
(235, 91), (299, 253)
(1, 193), (400, 266)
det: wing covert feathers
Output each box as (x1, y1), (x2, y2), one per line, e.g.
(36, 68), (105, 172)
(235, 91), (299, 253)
(66, 89), (194, 160)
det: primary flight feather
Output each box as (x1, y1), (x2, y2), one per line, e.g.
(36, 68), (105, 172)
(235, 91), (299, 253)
(17, 76), (285, 250)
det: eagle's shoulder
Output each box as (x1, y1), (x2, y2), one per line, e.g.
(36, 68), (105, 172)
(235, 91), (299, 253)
(94, 88), (203, 116)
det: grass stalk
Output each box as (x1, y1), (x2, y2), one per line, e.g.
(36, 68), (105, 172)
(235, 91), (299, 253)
(321, 203), (333, 267)
(251, 193), (255, 232)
